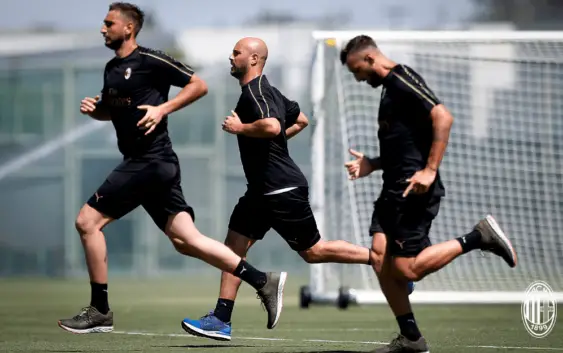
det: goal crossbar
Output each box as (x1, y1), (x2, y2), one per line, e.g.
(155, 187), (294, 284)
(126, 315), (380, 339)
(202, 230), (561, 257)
(312, 30), (563, 42)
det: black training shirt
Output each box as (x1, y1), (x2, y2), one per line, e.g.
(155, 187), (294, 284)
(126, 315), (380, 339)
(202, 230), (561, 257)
(233, 75), (308, 194)
(99, 46), (193, 160)
(378, 64), (445, 197)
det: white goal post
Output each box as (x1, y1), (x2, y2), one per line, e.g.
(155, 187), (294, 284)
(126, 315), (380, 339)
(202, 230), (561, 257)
(305, 30), (563, 307)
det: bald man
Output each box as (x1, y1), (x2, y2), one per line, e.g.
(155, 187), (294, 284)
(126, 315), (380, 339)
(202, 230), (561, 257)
(180, 37), (389, 341)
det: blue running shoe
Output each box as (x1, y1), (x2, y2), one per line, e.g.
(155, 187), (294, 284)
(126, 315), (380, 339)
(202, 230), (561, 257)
(181, 312), (231, 341)
(408, 281), (415, 295)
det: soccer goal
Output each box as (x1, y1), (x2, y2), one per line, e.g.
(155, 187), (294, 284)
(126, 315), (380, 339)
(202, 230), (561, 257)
(305, 30), (563, 307)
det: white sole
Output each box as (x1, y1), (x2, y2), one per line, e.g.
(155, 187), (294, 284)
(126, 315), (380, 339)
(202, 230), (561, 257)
(181, 321), (231, 341)
(485, 214), (518, 267)
(269, 271), (287, 329)
(58, 322), (113, 334)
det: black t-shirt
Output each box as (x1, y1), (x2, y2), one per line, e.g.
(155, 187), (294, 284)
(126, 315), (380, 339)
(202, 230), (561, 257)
(99, 46), (194, 160)
(234, 75), (308, 194)
(378, 64), (445, 197)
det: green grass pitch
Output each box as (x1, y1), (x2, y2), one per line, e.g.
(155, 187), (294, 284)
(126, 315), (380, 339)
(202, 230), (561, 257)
(0, 276), (561, 352)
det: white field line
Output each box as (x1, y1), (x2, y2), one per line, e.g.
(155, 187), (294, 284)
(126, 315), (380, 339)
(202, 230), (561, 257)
(113, 330), (563, 351)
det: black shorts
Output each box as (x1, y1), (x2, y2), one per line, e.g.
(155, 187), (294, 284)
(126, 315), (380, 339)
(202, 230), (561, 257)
(370, 190), (441, 257)
(228, 186), (320, 252)
(86, 158), (194, 232)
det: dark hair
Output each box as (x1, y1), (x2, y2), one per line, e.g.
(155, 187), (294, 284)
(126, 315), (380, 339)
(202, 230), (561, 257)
(339, 35), (378, 65)
(109, 2), (145, 36)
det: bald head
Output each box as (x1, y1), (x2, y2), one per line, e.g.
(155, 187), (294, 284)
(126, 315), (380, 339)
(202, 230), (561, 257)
(238, 37), (268, 65)
(230, 37), (269, 81)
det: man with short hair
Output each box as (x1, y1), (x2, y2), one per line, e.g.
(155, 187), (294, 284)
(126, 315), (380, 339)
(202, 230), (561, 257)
(57, 3), (286, 334)
(340, 34), (518, 352)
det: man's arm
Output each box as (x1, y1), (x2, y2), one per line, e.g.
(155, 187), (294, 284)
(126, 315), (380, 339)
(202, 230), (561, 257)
(159, 74), (208, 116)
(142, 50), (208, 116)
(392, 68), (452, 172)
(286, 112), (309, 139)
(239, 82), (282, 138)
(345, 149), (379, 179)
(281, 95), (308, 139)
(426, 104), (453, 172)
(239, 118), (281, 138)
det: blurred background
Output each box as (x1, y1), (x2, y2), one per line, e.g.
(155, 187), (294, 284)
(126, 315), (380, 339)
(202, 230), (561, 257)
(0, 0), (562, 281)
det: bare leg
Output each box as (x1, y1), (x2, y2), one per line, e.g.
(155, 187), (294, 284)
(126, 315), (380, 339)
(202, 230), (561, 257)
(58, 204), (115, 334)
(165, 212), (262, 283)
(169, 212), (287, 331)
(370, 233), (412, 317)
(298, 239), (370, 264)
(211, 230), (257, 323)
(371, 233), (424, 346)
(211, 233), (370, 323)
(393, 239), (464, 281)
(166, 211), (287, 305)
(217, 230), (257, 301)
(391, 215), (517, 282)
(74, 204), (114, 313)
(371, 233), (469, 346)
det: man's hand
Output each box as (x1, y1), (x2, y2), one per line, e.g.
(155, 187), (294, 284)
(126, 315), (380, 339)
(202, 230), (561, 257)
(344, 149), (375, 180)
(403, 168), (437, 197)
(80, 95), (100, 116)
(137, 105), (166, 135)
(222, 110), (243, 135)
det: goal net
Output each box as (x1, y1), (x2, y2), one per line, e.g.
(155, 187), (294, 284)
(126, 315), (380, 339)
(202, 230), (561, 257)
(308, 31), (563, 305)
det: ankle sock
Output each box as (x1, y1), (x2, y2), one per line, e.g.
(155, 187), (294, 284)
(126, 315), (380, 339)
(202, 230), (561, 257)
(214, 298), (234, 323)
(456, 229), (482, 253)
(232, 260), (267, 290)
(396, 312), (422, 341)
(90, 282), (109, 314)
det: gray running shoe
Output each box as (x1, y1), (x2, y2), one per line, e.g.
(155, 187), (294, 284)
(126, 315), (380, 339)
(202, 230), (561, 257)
(256, 272), (287, 329)
(372, 334), (430, 353)
(475, 214), (517, 268)
(58, 306), (113, 334)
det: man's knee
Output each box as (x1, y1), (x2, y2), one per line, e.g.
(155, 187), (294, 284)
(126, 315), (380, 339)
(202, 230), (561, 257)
(165, 212), (201, 255)
(389, 238), (429, 281)
(169, 237), (194, 256)
(75, 213), (91, 235)
(392, 257), (425, 282)
(294, 239), (328, 264)
(75, 204), (111, 236)
(299, 240), (325, 263)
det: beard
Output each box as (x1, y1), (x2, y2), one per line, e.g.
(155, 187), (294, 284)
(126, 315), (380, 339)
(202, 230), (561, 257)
(230, 65), (245, 79)
(105, 37), (124, 50)
(367, 72), (383, 88)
